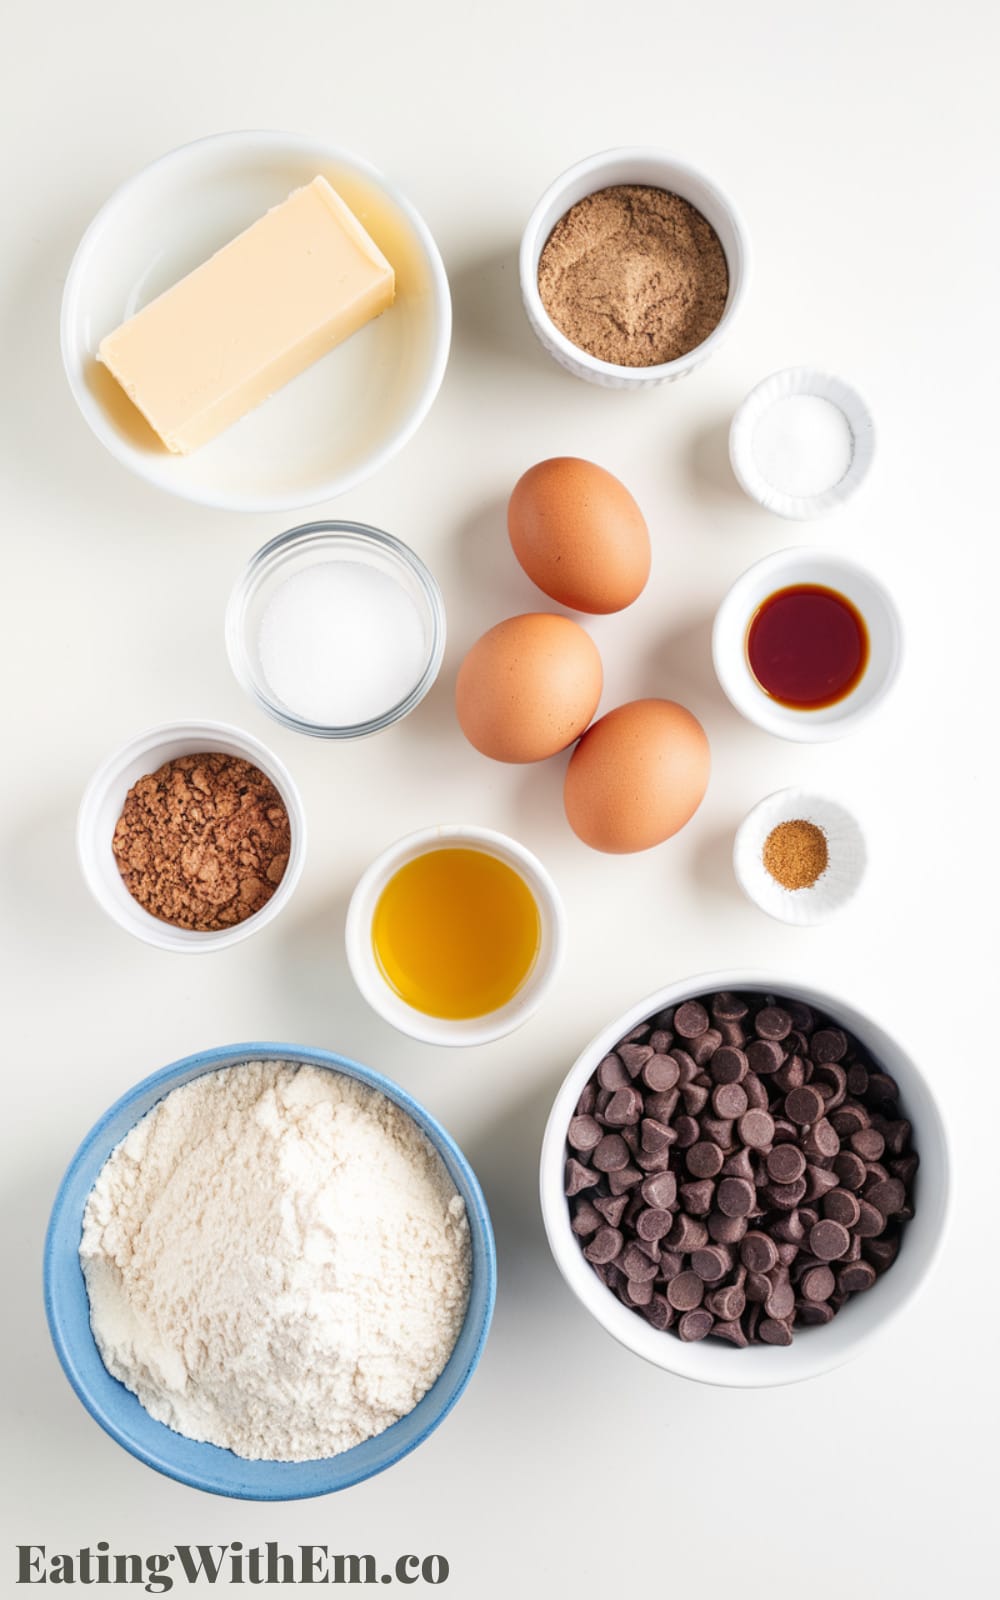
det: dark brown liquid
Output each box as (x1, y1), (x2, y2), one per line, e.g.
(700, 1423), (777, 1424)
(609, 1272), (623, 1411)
(746, 585), (869, 710)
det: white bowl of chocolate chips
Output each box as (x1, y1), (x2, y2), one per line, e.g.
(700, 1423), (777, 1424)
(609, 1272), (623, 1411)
(540, 973), (950, 1387)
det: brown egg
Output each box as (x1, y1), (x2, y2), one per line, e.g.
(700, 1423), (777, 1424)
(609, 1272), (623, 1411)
(456, 613), (603, 763)
(508, 457), (651, 614)
(564, 698), (710, 852)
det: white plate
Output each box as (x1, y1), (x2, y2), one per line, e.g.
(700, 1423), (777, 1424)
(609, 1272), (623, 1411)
(61, 130), (452, 513)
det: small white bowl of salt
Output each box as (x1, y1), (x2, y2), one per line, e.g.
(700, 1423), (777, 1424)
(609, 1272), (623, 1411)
(729, 367), (875, 519)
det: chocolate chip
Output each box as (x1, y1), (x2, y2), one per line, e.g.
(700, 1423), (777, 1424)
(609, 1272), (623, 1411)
(584, 1226), (623, 1264)
(833, 1151), (868, 1190)
(618, 1042), (654, 1077)
(667, 1271), (705, 1311)
(688, 1028), (724, 1066)
(863, 1236), (900, 1272)
(674, 1001), (710, 1039)
(854, 1200), (887, 1238)
(571, 1199), (604, 1237)
(681, 1082), (710, 1116)
(746, 1039), (784, 1076)
(640, 1117), (675, 1153)
(711, 992), (749, 1023)
(597, 1053), (630, 1090)
(687, 1140), (724, 1178)
(604, 1086), (642, 1126)
(738, 1108), (775, 1149)
(800, 1265), (836, 1302)
(811, 1028), (848, 1063)
(866, 1178), (906, 1215)
(708, 1211), (748, 1245)
(621, 1242), (659, 1281)
(796, 1300), (835, 1325)
(809, 1220), (851, 1261)
(765, 1274), (795, 1320)
(850, 1127), (885, 1161)
(700, 1116), (736, 1150)
(713, 1082), (749, 1119)
(568, 1114), (603, 1152)
(774, 1056), (808, 1094)
(642, 1054), (680, 1092)
(785, 1085), (825, 1125)
(594, 1193), (629, 1227)
(640, 1172), (677, 1210)
(717, 1177), (755, 1217)
(610, 1164), (645, 1195)
(741, 1231), (779, 1273)
(673, 1116), (701, 1149)
(755, 1006), (793, 1041)
(565, 1158), (600, 1195)
(592, 1134), (629, 1172)
(642, 1294), (674, 1330)
(710, 1046), (748, 1084)
(649, 1029), (673, 1053)
(721, 1147), (755, 1181)
(803, 1118), (840, 1160)
(679, 1179), (716, 1216)
(707, 1284), (747, 1321)
(691, 1245), (732, 1283)
(837, 1261), (877, 1293)
(762, 1177), (807, 1211)
(635, 1206), (674, 1242)
(667, 1214), (709, 1253)
(711, 1318), (749, 1346)
(678, 1309), (715, 1341)
(623, 1275), (654, 1306)
(766, 1144), (806, 1184)
(759, 1317), (793, 1346)
(822, 1188), (861, 1229)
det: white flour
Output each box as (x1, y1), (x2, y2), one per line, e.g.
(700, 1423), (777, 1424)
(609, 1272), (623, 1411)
(80, 1062), (471, 1462)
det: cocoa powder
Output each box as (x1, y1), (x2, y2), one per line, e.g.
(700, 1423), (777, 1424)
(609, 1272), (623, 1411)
(537, 184), (729, 367)
(112, 752), (291, 931)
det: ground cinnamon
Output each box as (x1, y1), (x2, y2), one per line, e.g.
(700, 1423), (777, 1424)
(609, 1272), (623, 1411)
(537, 185), (729, 367)
(762, 819), (829, 891)
(112, 752), (290, 931)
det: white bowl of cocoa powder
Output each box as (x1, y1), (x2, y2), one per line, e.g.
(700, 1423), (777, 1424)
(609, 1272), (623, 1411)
(520, 148), (750, 389)
(77, 719), (307, 952)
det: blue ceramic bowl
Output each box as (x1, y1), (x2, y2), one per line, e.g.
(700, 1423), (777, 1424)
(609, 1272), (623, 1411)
(44, 1043), (496, 1500)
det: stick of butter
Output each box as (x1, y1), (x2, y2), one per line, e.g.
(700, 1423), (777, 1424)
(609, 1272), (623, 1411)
(98, 176), (395, 454)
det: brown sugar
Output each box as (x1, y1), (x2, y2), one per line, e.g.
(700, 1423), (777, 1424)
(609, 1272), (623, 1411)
(762, 819), (829, 891)
(112, 752), (291, 931)
(537, 185), (729, 367)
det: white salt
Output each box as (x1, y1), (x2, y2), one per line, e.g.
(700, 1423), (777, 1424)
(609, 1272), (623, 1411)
(257, 560), (428, 726)
(752, 394), (854, 499)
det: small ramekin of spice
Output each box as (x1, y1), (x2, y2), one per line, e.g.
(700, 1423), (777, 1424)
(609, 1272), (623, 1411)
(733, 789), (867, 924)
(77, 720), (307, 951)
(227, 521), (446, 739)
(519, 148), (750, 389)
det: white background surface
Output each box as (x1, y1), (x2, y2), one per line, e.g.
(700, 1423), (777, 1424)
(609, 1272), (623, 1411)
(2, 1), (997, 1594)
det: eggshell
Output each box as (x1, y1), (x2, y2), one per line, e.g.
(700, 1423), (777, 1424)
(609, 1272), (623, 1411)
(456, 613), (603, 763)
(508, 457), (651, 614)
(564, 698), (710, 852)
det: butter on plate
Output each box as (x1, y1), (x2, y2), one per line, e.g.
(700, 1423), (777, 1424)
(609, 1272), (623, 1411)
(98, 176), (395, 454)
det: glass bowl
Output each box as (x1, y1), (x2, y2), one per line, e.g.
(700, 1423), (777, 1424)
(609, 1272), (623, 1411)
(226, 520), (446, 739)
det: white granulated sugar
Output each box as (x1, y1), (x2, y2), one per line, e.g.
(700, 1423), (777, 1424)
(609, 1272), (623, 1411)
(752, 394), (854, 499)
(257, 560), (428, 726)
(80, 1063), (471, 1462)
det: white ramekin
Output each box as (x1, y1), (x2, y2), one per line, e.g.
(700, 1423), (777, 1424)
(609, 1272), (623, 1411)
(733, 788), (867, 925)
(77, 720), (307, 952)
(712, 548), (903, 742)
(345, 825), (565, 1046)
(519, 148), (751, 389)
(729, 367), (876, 519)
(540, 972), (950, 1389)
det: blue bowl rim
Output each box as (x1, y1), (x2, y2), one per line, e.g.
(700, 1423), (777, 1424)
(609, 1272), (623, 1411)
(44, 1041), (497, 1500)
